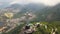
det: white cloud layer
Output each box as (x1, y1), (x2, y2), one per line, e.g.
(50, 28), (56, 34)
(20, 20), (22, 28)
(0, 0), (60, 6)
(10, 0), (60, 6)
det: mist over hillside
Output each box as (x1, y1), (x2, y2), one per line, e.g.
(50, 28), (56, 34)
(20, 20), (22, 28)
(0, 2), (60, 34)
(14, 3), (60, 21)
(0, 3), (47, 14)
(0, 3), (60, 21)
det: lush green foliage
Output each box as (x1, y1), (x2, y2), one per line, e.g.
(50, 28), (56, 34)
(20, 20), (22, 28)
(2, 21), (60, 34)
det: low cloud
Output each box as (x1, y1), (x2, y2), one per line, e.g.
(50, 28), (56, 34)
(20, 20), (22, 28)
(0, 0), (60, 6)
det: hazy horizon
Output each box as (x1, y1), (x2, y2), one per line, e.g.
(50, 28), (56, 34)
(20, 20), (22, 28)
(0, 0), (60, 6)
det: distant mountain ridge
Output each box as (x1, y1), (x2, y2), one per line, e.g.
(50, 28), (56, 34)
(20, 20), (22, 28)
(5, 3), (46, 10)
(0, 3), (60, 21)
(2, 3), (46, 14)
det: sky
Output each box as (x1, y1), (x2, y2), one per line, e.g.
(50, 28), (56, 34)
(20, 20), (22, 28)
(0, 0), (60, 6)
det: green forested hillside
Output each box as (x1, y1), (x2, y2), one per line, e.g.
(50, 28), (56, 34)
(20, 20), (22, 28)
(2, 3), (60, 34)
(3, 21), (60, 34)
(14, 3), (60, 22)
